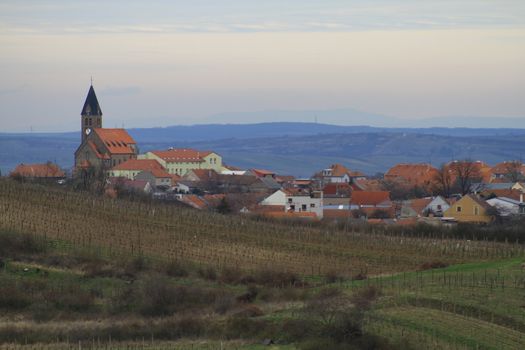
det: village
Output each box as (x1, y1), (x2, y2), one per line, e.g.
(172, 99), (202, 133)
(8, 85), (525, 225)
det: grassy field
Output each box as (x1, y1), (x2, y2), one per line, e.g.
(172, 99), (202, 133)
(1, 179), (525, 349)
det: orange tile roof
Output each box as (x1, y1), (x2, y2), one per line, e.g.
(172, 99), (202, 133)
(152, 149), (213, 162)
(323, 209), (353, 219)
(353, 179), (383, 191)
(93, 128), (136, 155)
(481, 189), (523, 201)
(350, 191), (391, 206)
(112, 159), (164, 171)
(88, 140), (110, 159)
(323, 183), (352, 196)
(252, 169), (276, 177)
(11, 163), (65, 178)
(180, 195), (208, 210)
(265, 211), (318, 219)
(385, 163), (438, 187)
(407, 198), (433, 215)
(329, 163), (350, 177)
(147, 168), (172, 178)
(188, 169), (219, 180)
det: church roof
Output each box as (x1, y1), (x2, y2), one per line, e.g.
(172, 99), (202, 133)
(81, 85), (102, 116)
(93, 128), (136, 155)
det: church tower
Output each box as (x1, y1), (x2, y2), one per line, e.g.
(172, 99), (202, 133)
(80, 84), (103, 142)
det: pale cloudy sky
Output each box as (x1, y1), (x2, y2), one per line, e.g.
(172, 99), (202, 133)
(0, 0), (524, 131)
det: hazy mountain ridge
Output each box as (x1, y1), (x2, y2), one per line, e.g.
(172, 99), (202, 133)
(2, 122), (525, 177)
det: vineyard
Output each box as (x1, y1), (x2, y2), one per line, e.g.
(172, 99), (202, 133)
(0, 179), (523, 277)
(1, 179), (525, 349)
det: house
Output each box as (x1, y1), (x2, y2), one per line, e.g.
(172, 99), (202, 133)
(74, 84), (138, 170)
(140, 148), (222, 176)
(135, 168), (173, 189)
(315, 164), (351, 184)
(323, 183), (352, 207)
(10, 162), (65, 180)
(399, 196), (450, 218)
(490, 161), (525, 182)
(109, 159), (165, 179)
(349, 191), (394, 218)
(487, 194), (525, 217)
(247, 169), (276, 179)
(384, 163), (438, 190)
(261, 189), (323, 219)
(108, 177), (152, 194)
(183, 169), (220, 182)
(443, 194), (493, 223)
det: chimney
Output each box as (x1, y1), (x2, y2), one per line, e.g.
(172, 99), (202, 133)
(520, 192), (524, 204)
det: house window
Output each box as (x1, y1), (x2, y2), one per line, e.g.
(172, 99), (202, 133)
(437, 205), (442, 210)
(310, 203), (315, 208)
(290, 205), (295, 211)
(474, 206), (479, 215)
(302, 204), (307, 211)
(456, 206), (462, 213)
(288, 198), (293, 203)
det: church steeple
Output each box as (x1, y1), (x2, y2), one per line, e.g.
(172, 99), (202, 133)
(81, 84), (103, 142)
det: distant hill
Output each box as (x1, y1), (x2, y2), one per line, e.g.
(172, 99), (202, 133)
(2, 122), (525, 176)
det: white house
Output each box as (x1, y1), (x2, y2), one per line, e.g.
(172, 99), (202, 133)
(425, 196), (451, 216)
(261, 189), (323, 219)
(487, 195), (525, 216)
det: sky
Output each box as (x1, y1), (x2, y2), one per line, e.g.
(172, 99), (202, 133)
(0, 0), (524, 132)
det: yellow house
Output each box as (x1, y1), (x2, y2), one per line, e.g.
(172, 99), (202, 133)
(139, 148), (223, 176)
(444, 194), (493, 224)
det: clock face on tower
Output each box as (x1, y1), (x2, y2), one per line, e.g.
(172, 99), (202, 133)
(85, 128), (92, 135)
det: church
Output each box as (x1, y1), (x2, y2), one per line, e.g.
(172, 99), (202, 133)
(74, 84), (138, 169)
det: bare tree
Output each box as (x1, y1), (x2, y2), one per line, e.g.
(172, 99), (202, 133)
(433, 163), (453, 197)
(450, 160), (480, 195)
(504, 161), (524, 182)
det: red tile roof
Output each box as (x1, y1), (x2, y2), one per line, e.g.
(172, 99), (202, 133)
(112, 159), (164, 171)
(329, 163), (350, 177)
(350, 191), (391, 206)
(323, 183), (352, 196)
(406, 198), (433, 215)
(323, 209), (353, 219)
(482, 189), (523, 201)
(152, 149), (213, 162)
(187, 169), (219, 181)
(11, 163), (65, 178)
(147, 168), (172, 178)
(385, 163), (438, 187)
(93, 128), (136, 155)
(252, 169), (276, 177)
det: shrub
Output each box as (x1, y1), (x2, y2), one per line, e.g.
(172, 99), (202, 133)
(233, 304), (264, 318)
(220, 266), (242, 284)
(419, 261), (449, 271)
(325, 270), (345, 284)
(165, 260), (189, 278)
(198, 266), (217, 281)
(214, 293), (235, 314)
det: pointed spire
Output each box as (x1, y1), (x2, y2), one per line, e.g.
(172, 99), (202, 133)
(81, 84), (102, 116)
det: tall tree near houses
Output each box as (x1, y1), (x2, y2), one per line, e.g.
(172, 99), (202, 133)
(433, 163), (453, 198)
(451, 160), (480, 195)
(504, 160), (523, 182)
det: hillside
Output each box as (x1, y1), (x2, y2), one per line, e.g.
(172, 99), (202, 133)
(1, 180), (525, 349)
(2, 123), (525, 176)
